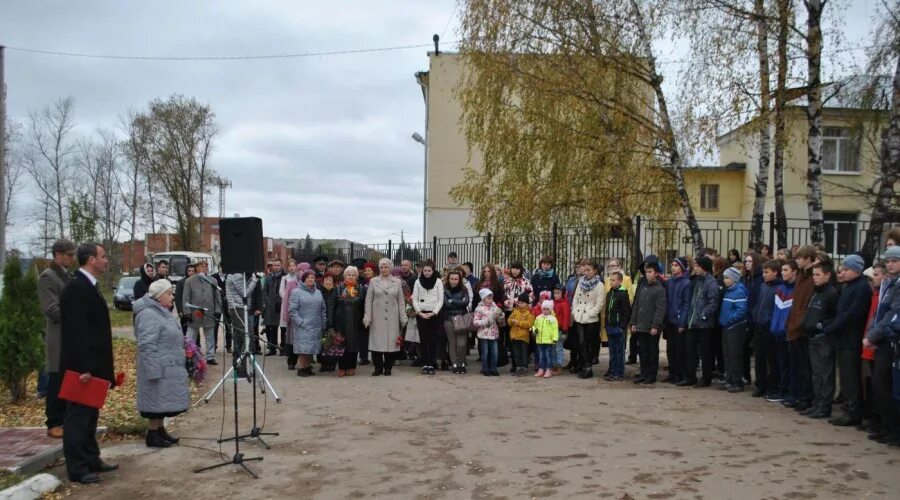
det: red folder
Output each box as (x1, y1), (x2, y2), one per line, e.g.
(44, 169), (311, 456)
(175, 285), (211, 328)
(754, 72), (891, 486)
(58, 370), (111, 409)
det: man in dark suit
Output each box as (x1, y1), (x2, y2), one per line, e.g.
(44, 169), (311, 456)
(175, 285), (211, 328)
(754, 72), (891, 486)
(59, 242), (118, 484)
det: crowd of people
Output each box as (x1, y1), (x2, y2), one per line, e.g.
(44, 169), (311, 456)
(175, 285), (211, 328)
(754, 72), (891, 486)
(32, 229), (900, 482)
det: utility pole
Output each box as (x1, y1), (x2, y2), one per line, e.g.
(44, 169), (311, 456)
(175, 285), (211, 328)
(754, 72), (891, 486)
(0, 45), (7, 271)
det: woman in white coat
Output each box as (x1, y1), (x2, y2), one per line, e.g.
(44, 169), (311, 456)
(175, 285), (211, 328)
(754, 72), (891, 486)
(571, 259), (605, 379)
(412, 259), (445, 375)
(364, 258), (408, 376)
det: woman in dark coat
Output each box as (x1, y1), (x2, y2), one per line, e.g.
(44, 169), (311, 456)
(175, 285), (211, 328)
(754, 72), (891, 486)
(318, 273), (338, 372)
(334, 266), (367, 377)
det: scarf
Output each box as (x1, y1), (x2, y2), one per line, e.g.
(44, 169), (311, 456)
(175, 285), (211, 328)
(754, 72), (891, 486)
(579, 274), (602, 292)
(533, 268), (556, 279)
(342, 280), (358, 298)
(419, 273), (438, 290)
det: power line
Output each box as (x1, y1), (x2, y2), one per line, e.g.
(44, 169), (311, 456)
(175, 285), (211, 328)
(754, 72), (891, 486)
(2, 41), (461, 61)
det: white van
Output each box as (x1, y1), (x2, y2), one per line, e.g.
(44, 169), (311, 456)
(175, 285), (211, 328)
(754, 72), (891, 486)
(151, 252), (217, 282)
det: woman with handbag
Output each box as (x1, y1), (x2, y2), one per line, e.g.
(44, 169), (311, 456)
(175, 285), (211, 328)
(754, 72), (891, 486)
(443, 269), (472, 374)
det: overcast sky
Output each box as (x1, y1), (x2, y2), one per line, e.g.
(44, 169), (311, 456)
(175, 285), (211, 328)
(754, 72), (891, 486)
(0, 1), (880, 251)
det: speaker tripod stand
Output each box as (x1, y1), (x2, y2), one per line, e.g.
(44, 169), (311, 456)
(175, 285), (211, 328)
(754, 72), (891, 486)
(193, 275), (281, 477)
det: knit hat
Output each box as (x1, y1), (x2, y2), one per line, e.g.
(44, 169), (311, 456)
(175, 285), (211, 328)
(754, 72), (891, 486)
(672, 257), (688, 273)
(479, 288), (494, 300)
(841, 254), (865, 273)
(695, 255), (713, 274)
(882, 246), (900, 261)
(723, 267), (741, 283)
(863, 267), (874, 279)
(541, 300), (554, 310)
(517, 292), (530, 303)
(539, 290), (552, 301)
(148, 279), (173, 300)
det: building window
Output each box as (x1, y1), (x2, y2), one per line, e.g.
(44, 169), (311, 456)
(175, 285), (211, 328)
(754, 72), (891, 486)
(823, 211), (858, 255)
(822, 127), (860, 173)
(700, 184), (719, 210)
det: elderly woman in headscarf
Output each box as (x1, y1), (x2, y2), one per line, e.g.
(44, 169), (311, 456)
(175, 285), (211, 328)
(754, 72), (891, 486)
(289, 270), (326, 377)
(133, 279), (189, 448)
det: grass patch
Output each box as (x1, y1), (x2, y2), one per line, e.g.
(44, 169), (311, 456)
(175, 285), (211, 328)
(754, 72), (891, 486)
(0, 470), (25, 490)
(1, 339), (144, 436)
(108, 305), (133, 329)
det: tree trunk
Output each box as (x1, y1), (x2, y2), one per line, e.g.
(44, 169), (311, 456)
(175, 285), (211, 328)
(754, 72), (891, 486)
(860, 56), (900, 263)
(750, 0), (772, 250)
(773, 0), (791, 250)
(805, 0), (826, 245)
(629, 0), (704, 255)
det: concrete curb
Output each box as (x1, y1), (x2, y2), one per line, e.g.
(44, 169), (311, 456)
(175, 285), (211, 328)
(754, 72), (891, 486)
(0, 473), (61, 500)
(5, 427), (107, 476)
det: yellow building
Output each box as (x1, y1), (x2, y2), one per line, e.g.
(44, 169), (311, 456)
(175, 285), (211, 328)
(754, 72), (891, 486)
(683, 91), (892, 255)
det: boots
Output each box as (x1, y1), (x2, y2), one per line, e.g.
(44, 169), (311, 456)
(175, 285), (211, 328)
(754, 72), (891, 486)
(146, 429), (171, 448)
(159, 426), (179, 444)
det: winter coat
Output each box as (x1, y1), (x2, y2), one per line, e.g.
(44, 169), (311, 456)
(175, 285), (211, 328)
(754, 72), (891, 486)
(508, 306), (535, 342)
(605, 286), (632, 330)
(862, 289), (879, 360)
(787, 268), (815, 340)
(474, 301), (505, 340)
(770, 282), (795, 340)
(319, 286), (337, 330)
(281, 278), (299, 326)
(530, 269), (560, 304)
(742, 268), (765, 326)
(629, 279), (667, 332)
(503, 276), (534, 311)
(687, 273), (720, 330)
(289, 284), (326, 355)
(333, 283), (366, 353)
(133, 264), (153, 302)
(38, 263), (71, 373)
(752, 279), (781, 332)
(803, 283), (838, 339)
(174, 276), (187, 316)
(182, 273), (222, 329)
(719, 282), (749, 328)
(665, 274), (691, 328)
(553, 297), (571, 332)
(565, 275), (579, 306)
(364, 276), (407, 352)
(571, 277), (605, 324)
(533, 314), (559, 345)
(823, 274), (870, 350)
(133, 296), (190, 414)
(866, 275), (900, 345)
(263, 270), (286, 326)
(225, 273), (262, 313)
(443, 285), (470, 317)
(413, 279), (445, 315)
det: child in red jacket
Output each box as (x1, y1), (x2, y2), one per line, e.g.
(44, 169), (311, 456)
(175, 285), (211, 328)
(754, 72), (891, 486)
(553, 284), (571, 374)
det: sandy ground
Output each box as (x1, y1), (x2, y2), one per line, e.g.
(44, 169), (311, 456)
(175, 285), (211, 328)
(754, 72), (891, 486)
(57, 345), (899, 500)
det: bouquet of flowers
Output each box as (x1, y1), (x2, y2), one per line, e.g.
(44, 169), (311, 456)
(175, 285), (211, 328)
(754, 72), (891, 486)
(321, 329), (346, 357)
(184, 335), (208, 384)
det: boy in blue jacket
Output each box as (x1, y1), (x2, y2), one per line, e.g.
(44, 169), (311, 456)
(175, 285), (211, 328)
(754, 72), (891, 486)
(720, 267), (749, 392)
(769, 261), (796, 403)
(752, 260), (782, 398)
(663, 257), (691, 384)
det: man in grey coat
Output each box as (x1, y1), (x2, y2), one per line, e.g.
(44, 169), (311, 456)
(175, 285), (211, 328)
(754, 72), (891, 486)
(182, 260), (222, 364)
(37, 239), (75, 438)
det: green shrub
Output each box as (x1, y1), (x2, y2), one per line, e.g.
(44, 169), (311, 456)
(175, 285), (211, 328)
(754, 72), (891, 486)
(0, 257), (45, 402)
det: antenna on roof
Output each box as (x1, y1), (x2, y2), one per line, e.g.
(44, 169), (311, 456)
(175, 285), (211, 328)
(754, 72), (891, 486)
(433, 34), (440, 55)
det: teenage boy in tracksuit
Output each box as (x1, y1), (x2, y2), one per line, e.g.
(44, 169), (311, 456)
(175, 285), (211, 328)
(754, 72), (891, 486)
(824, 254), (871, 426)
(664, 257), (691, 384)
(801, 263), (839, 419)
(604, 271), (632, 381)
(720, 267), (749, 392)
(629, 263), (667, 384)
(768, 261), (796, 403)
(785, 246), (818, 411)
(677, 255), (720, 387)
(752, 260), (782, 398)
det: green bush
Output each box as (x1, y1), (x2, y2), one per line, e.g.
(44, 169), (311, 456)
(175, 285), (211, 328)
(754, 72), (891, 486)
(0, 257), (45, 402)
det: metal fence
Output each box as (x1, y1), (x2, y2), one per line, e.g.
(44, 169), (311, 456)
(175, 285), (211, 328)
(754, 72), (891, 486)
(289, 214), (898, 275)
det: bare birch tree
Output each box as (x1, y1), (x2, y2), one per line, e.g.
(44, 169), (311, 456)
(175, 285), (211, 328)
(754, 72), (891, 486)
(804, 0), (827, 244)
(23, 97), (77, 240)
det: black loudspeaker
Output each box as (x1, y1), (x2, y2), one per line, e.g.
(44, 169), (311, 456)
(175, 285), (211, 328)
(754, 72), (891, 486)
(219, 217), (265, 274)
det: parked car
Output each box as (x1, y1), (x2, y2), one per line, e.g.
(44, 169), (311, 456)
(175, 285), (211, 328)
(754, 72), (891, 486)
(113, 276), (140, 310)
